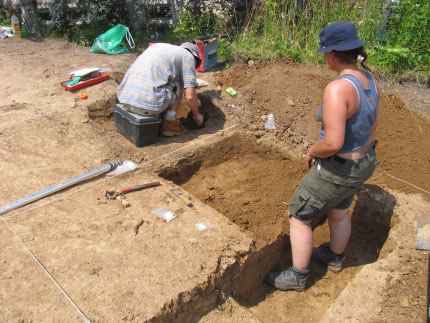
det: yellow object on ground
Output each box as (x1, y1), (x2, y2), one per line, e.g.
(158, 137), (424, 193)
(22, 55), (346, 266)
(225, 87), (237, 97)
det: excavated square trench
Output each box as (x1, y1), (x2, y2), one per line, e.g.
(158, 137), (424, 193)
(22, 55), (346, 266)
(158, 133), (395, 320)
(160, 135), (303, 246)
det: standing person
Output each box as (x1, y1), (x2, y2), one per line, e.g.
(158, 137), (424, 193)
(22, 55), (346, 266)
(117, 42), (205, 137)
(10, 8), (21, 38)
(267, 21), (379, 291)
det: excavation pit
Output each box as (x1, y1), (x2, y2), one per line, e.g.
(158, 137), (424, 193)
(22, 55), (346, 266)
(159, 135), (304, 246)
(159, 133), (396, 315)
(158, 134), (322, 301)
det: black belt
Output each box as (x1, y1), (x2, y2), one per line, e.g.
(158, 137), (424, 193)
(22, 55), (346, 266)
(333, 155), (348, 164)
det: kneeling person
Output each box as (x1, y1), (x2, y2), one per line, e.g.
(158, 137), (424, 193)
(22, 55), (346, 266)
(117, 42), (204, 136)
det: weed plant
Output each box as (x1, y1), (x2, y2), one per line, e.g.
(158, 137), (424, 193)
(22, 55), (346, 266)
(233, 1), (383, 63)
(371, 0), (430, 78)
(0, 5), (10, 26)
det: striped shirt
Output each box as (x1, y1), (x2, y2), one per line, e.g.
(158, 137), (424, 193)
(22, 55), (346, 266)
(117, 43), (197, 113)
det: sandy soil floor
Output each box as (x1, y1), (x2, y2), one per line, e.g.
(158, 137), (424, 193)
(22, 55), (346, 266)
(1, 37), (429, 323)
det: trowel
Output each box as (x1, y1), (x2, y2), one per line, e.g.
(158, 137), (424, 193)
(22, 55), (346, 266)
(416, 215), (430, 323)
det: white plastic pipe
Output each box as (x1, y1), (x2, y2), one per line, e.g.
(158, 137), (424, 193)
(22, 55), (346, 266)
(0, 160), (122, 216)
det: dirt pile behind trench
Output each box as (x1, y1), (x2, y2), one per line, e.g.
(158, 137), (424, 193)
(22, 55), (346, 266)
(215, 62), (430, 195)
(375, 94), (430, 193)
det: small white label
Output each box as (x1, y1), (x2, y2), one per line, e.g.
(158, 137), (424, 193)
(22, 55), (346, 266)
(196, 223), (208, 231)
(152, 208), (177, 223)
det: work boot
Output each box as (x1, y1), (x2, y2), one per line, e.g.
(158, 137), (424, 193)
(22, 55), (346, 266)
(162, 119), (183, 137)
(265, 267), (309, 291)
(313, 243), (345, 272)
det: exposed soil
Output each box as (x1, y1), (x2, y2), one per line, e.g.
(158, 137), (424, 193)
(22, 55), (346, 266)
(385, 81), (430, 119)
(160, 135), (412, 322)
(209, 64), (429, 322)
(375, 94), (430, 193)
(215, 63), (430, 195)
(178, 141), (304, 245)
(2, 38), (429, 323)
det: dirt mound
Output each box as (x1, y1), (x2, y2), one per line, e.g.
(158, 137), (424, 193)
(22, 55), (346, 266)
(376, 94), (430, 193)
(216, 63), (331, 147)
(216, 62), (430, 195)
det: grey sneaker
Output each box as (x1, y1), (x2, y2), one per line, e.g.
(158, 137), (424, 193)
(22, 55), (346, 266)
(265, 267), (308, 291)
(313, 244), (345, 272)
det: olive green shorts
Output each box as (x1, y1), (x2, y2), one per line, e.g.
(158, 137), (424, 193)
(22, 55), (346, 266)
(288, 148), (377, 228)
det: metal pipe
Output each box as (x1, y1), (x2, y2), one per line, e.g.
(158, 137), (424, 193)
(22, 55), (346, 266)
(0, 160), (122, 217)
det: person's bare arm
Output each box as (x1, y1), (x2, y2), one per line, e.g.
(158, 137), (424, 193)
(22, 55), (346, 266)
(184, 87), (204, 126)
(306, 81), (351, 166)
(184, 87), (199, 114)
(185, 87), (204, 126)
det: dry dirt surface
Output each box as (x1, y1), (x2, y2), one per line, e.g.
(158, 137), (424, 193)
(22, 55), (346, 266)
(1, 37), (430, 323)
(211, 63), (430, 322)
(215, 62), (430, 194)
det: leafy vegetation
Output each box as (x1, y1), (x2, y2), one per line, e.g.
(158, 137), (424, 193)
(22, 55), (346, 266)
(171, 0), (429, 78)
(48, 0), (129, 46)
(159, 0), (430, 80)
(374, 0), (430, 74)
(3, 0), (427, 78)
(0, 6), (10, 25)
(171, 8), (219, 41)
(231, 1), (382, 62)
(230, 0), (430, 78)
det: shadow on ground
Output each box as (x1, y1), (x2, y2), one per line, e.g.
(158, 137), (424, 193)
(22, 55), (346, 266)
(154, 90), (227, 146)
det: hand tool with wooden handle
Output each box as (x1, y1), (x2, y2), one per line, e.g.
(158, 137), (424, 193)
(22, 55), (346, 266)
(105, 181), (161, 200)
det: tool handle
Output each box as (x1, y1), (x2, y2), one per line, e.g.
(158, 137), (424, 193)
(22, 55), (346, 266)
(120, 181), (161, 194)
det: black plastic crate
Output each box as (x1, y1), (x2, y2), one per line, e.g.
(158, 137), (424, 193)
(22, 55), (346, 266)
(113, 104), (161, 147)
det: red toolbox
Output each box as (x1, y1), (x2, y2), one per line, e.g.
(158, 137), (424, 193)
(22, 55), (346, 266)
(61, 69), (110, 92)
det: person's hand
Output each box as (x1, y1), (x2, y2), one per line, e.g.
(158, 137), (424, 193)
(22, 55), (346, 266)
(304, 152), (314, 169)
(192, 111), (204, 127)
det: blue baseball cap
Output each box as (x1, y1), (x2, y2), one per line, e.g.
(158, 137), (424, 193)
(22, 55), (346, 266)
(319, 22), (364, 53)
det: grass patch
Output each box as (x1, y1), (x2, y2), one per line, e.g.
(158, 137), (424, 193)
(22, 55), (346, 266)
(232, 1), (383, 63)
(0, 6), (10, 26)
(230, 0), (430, 79)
